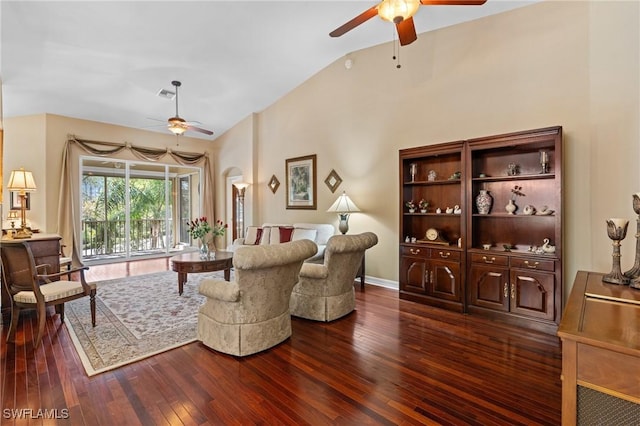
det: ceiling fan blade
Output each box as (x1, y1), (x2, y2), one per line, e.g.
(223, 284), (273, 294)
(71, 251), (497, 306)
(187, 125), (214, 136)
(420, 0), (487, 5)
(329, 5), (379, 37)
(397, 17), (417, 46)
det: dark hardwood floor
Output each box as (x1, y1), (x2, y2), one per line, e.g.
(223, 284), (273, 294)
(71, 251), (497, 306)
(1, 259), (562, 425)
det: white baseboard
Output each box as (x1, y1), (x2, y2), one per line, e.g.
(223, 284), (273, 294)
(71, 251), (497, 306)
(358, 276), (398, 290)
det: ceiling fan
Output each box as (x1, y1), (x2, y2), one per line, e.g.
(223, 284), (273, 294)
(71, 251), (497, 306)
(163, 80), (213, 136)
(330, 0), (487, 46)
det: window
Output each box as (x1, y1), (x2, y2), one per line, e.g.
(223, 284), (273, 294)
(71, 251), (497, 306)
(80, 157), (202, 262)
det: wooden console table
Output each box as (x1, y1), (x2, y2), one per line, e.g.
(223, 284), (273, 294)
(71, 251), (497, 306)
(1, 234), (62, 323)
(557, 271), (640, 425)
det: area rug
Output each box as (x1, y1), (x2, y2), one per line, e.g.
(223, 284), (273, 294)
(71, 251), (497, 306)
(64, 269), (232, 376)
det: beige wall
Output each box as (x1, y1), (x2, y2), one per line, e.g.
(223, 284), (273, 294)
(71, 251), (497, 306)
(214, 1), (640, 295)
(3, 113), (214, 234)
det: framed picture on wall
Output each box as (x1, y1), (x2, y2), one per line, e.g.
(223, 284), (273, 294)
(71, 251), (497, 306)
(10, 192), (30, 210)
(286, 154), (317, 210)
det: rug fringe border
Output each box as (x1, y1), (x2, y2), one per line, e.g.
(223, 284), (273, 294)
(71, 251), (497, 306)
(65, 318), (198, 377)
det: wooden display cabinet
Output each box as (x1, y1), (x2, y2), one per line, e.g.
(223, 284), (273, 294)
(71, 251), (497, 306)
(399, 142), (465, 312)
(466, 126), (562, 333)
(398, 126), (563, 333)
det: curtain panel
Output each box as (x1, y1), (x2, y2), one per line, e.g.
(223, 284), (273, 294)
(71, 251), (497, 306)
(58, 136), (215, 265)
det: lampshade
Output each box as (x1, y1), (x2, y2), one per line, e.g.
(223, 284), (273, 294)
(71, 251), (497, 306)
(7, 168), (37, 192)
(7, 210), (19, 220)
(378, 0), (420, 23)
(327, 191), (361, 213)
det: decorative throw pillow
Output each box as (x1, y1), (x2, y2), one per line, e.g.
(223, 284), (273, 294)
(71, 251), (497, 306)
(260, 227), (272, 244)
(278, 226), (295, 243)
(244, 227), (263, 245)
(291, 228), (317, 242)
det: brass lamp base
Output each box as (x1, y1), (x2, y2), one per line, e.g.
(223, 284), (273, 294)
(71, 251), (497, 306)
(13, 227), (33, 239)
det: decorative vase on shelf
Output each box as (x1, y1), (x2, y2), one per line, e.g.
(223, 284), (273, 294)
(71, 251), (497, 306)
(409, 209), (415, 214)
(505, 199), (517, 215)
(476, 190), (493, 215)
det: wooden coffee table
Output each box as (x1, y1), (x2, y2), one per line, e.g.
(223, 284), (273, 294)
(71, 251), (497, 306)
(170, 251), (233, 295)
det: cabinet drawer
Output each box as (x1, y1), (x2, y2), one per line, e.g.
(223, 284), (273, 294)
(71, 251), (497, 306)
(430, 250), (461, 262)
(401, 246), (429, 258)
(470, 253), (508, 266)
(510, 257), (555, 272)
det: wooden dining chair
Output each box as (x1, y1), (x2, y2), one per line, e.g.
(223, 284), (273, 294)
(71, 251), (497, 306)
(1, 242), (96, 348)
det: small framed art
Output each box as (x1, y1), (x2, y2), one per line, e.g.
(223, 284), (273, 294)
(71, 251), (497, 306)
(268, 175), (280, 194)
(324, 169), (342, 193)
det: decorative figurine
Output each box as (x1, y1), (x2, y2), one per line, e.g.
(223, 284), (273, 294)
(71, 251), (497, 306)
(453, 205), (462, 214)
(603, 218), (630, 285)
(428, 170), (437, 181)
(541, 238), (556, 253)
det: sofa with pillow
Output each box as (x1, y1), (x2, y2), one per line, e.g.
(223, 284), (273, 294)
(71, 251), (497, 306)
(230, 223), (335, 263)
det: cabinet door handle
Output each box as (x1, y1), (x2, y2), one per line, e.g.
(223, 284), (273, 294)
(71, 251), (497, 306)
(524, 260), (539, 269)
(483, 256), (495, 264)
(410, 248), (421, 255)
(503, 282), (509, 298)
(511, 283), (515, 300)
(439, 251), (450, 259)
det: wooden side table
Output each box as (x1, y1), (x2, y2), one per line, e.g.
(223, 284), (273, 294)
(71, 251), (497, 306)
(170, 251), (233, 295)
(355, 256), (365, 291)
(557, 271), (640, 425)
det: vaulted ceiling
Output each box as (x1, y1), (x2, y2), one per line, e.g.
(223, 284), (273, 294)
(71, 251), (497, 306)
(1, 1), (537, 140)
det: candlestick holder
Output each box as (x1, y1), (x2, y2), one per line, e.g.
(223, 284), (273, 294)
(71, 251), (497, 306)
(603, 218), (630, 285)
(540, 150), (549, 174)
(626, 193), (640, 289)
(409, 163), (417, 182)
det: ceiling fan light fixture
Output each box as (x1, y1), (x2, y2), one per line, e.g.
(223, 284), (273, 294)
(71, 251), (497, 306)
(168, 116), (187, 135)
(378, 0), (420, 24)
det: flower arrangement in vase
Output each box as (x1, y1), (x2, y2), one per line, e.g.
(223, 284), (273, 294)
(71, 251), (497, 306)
(507, 185), (525, 214)
(189, 217), (228, 258)
(418, 199), (429, 213)
(405, 200), (416, 213)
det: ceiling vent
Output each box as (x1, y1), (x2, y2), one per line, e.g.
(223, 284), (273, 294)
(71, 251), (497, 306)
(156, 88), (176, 100)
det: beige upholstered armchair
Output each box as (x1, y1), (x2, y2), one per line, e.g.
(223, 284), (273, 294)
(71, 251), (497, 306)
(197, 239), (317, 356)
(290, 232), (378, 322)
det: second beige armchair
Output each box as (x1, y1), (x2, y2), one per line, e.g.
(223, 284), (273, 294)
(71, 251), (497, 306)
(290, 232), (378, 322)
(197, 239), (317, 357)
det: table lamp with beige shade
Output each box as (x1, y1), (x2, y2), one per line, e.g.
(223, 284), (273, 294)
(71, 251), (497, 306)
(6, 167), (37, 239)
(327, 191), (361, 235)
